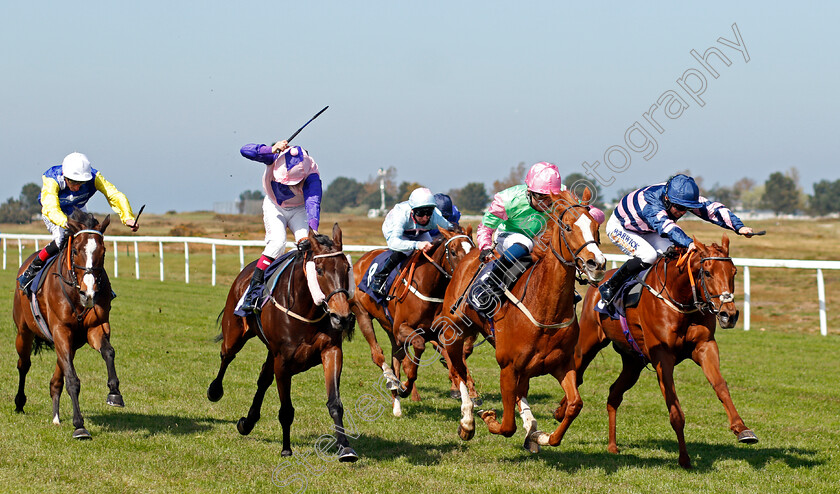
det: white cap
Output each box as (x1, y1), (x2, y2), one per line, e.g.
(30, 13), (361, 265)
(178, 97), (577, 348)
(62, 152), (93, 181)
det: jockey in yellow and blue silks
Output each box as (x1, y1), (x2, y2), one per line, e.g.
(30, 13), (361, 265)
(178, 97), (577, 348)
(18, 152), (138, 290)
(598, 173), (756, 304)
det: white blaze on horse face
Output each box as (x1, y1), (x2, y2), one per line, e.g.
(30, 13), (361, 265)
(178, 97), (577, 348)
(461, 241), (472, 254)
(82, 238), (97, 298)
(345, 254), (355, 298)
(573, 214), (606, 265)
(305, 261), (326, 305)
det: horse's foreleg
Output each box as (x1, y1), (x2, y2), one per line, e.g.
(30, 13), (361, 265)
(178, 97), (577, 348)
(442, 334), (476, 441)
(480, 364), (519, 438)
(14, 330), (33, 413)
(322, 346), (358, 462)
(208, 311), (251, 402)
(88, 323), (123, 407)
(236, 349), (275, 436)
(50, 363), (63, 425)
(541, 367), (581, 447)
(652, 351), (690, 469)
(606, 350), (646, 455)
(396, 325), (425, 400)
(693, 340), (758, 443)
(274, 358), (295, 458)
(54, 333), (89, 439)
(353, 304), (395, 390)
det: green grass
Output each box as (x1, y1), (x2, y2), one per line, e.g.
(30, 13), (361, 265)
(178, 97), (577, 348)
(1, 260), (840, 493)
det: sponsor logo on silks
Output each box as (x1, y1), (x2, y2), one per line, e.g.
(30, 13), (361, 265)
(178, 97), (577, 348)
(608, 229), (639, 254)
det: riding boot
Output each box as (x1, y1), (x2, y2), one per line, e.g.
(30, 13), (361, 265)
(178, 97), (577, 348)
(470, 243), (530, 317)
(241, 267), (266, 313)
(598, 256), (650, 304)
(18, 257), (46, 291)
(370, 250), (407, 297)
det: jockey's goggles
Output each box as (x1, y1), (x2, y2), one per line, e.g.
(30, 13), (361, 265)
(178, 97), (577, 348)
(413, 206), (435, 218)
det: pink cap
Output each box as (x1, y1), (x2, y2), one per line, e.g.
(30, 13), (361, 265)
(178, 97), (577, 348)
(525, 162), (563, 195)
(272, 146), (319, 185)
(588, 206), (606, 224)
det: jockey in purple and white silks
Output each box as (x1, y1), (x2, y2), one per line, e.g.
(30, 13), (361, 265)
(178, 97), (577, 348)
(598, 173), (755, 303)
(17, 152), (138, 290)
(239, 140), (323, 312)
(368, 187), (453, 296)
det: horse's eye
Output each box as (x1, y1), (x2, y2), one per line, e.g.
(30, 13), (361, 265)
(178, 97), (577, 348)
(703, 270), (712, 276)
(316, 267), (325, 275)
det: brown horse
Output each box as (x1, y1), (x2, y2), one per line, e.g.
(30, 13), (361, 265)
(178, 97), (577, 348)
(351, 227), (474, 416)
(572, 235), (757, 468)
(13, 211), (124, 440)
(434, 188), (606, 450)
(207, 225), (359, 461)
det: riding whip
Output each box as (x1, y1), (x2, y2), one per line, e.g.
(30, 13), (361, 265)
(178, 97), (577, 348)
(286, 106), (329, 143)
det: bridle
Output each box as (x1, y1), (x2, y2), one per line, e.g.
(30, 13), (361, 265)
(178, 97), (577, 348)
(547, 203), (599, 284)
(423, 234), (475, 279)
(310, 250), (353, 306)
(55, 228), (105, 323)
(651, 250), (736, 316)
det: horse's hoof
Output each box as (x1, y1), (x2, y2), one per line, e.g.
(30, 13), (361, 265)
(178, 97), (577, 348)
(281, 449), (293, 457)
(338, 447), (359, 463)
(471, 396), (483, 407)
(236, 417), (254, 436)
(72, 428), (92, 440)
(207, 382), (224, 402)
(523, 436), (541, 454)
(737, 429), (758, 444)
(457, 423), (475, 441)
(106, 394), (125, 407)
(385, 380), (400, 392)
(397, 385), (411, 399)
(449, 389), (461, 400)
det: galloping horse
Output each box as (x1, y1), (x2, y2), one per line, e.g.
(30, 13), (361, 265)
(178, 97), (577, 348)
(13, 211), (124, 439)
(207, 225), (359, 461)
(351, 227), (474, 416)
(573, 235), (757, 468)
(436, 188), (606, 449)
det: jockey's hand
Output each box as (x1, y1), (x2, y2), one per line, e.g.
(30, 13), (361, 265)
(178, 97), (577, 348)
(479, 248), (494, 262)
(125, 219), (139, 232)
(687, 242), (696, 253)
(738, 226), (755, 237)
(417, 241), (433, 253)
(271, 140), (290, 153)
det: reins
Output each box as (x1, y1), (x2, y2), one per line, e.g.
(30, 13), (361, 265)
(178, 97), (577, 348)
(53, 228), (105, 324)
(641, 249), (735, 315)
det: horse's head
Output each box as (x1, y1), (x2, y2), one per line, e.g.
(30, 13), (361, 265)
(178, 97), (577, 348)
(688, 236), (739, 328)
(435, 225), (475, 274)
(538, 188), (606, 283)
(307, 224), (356, 335)
(65, 211), (109, 309)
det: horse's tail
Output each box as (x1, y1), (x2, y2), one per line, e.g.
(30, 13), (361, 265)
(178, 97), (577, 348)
(212, 308), (225, 342)
(32, 335), (55, 355)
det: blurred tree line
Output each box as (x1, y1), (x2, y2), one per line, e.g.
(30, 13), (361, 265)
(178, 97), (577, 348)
(0, 183), (40, 224)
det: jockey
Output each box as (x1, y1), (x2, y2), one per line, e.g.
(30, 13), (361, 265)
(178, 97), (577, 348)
(472, 162), (563, 304)
(599, 173), (755, 304)
(429, 192), (461, 237)
(369, 187), (453, 296)
(18, 152), (138, 290)
(239, 140), (322, 312)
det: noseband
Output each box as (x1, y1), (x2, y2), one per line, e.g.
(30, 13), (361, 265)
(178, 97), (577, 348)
(548, 204), (599, 282)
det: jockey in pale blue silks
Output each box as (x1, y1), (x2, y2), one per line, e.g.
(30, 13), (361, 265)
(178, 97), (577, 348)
(598, 173), (756, 303)
(369, 187), (453, 296)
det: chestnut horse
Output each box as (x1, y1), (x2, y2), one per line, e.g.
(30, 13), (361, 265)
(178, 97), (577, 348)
(435, 188), (606, 450)
(207, 225), (358, 461)
(13, 211), (124, 440)
(573, 235), (757, 468)
(351, 227), (474, 416)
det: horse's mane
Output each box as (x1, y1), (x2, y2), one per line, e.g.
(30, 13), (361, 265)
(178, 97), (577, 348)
(297, 234), (335, 252)
(68, 209), (99, 229)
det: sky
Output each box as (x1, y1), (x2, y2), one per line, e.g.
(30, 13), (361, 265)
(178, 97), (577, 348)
(2, 1), (837, 214)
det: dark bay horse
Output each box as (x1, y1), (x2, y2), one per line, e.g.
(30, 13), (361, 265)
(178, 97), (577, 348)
(207, 225), (359, 461)
(351, 227), (474, 416)
(573, 235), (757, 468)
(435, 188), (606, 450)
(13, 211), (124, 440)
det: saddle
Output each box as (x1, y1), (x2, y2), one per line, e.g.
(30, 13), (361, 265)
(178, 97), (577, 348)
(464, 255), (533, 320)
(595, 268), (652, 320)
(22, 253), (61, 297)
(357, 251), (411, 306)
(233, 250), (300, 317)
